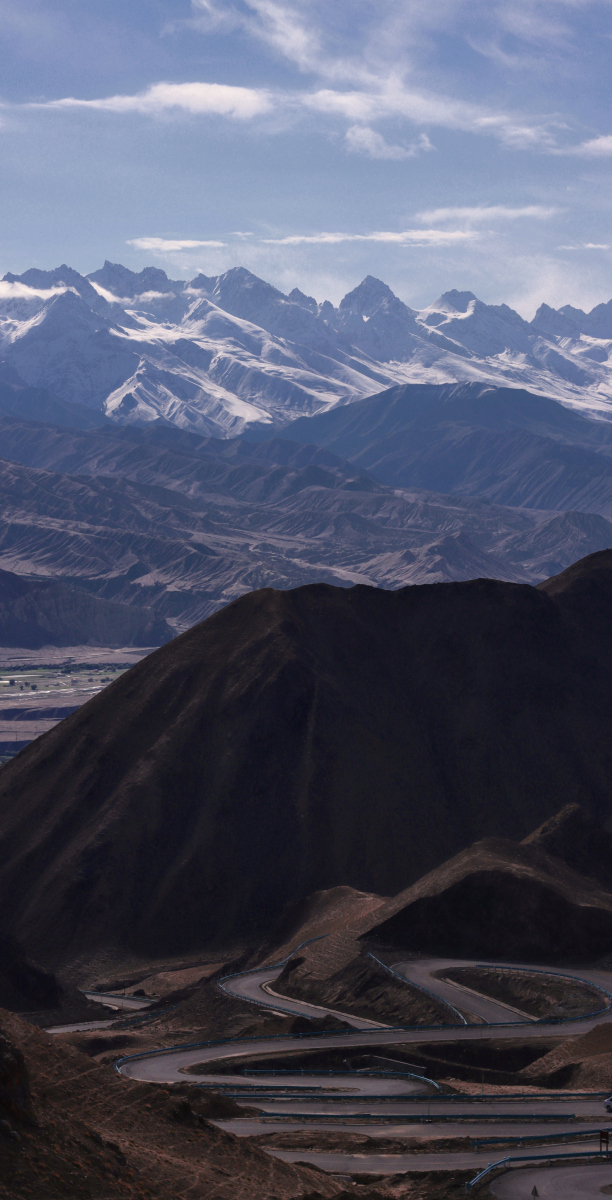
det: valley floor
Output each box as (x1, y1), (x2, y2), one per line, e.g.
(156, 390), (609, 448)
(0, 646), (153, 759)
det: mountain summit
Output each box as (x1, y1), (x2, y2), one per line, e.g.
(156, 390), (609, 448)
(2, 261), (612, 437)
(2, 550), (612, 964)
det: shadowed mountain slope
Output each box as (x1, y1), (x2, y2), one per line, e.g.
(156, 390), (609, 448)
(522, 802), (612, 891)
(0, 1008), (337, 1200)
(0, 377), (109, 430)
(0, 934), (62, 1013)
(254, 806), (612, 1007)
(2, 551), (612, 964)
(0, 566), (172, 648)
(365, 822), (612, 963)
(284, 381), (612, 513)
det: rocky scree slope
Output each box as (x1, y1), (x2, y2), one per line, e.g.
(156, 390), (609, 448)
(2, 551), (612, 964)
(0, 1009), (339, 1200)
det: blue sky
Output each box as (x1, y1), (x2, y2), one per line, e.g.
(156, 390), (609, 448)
(2, 0), (612, 314)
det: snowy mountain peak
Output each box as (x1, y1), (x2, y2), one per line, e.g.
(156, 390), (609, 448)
(581, 299), (612, 339)
(87, 260), (180, 298)
(559, 304), (588, 322)
(211, 265), (285, 306)
(339, 275), (400, 316)
(4, 264), (105, 310)
(287, 287), (317, 312)
(5, 263), (86, 290)
(189, 272), (216, 292)
(533, 299), (612, 341)
(318, 299), (335, 318)
(531, 303), (580, 338)
(4, 258), (612, 439)
(431, 289), (478, 314)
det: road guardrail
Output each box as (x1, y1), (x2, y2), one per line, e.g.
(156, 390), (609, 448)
(466, 1147), (612, 1192)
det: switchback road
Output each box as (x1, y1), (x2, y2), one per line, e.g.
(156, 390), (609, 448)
(116, 955), (612, 1190)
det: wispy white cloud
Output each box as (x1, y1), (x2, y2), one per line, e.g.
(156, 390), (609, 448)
(90, 280), (184, 303)
(128, 237), (226, 251)
(167, 0), (243, 34)
(417, 204), (559, 222)
(262, 229), (478, 246)
(171, 0), (568, 151)
(243, 0), (325, 76)
(557, 134), (612, 156)
(89, 281), (133, 304)
(15, 0), (594, 158)
(303, 85), (556, 149)
(345, 126), (433, 159)
(26, 75), (560, 152)
(43, 81), (272, 120)
(558, 242), (611, 250)
(0, 280), (73, 300)
(495, 5), (572, 47)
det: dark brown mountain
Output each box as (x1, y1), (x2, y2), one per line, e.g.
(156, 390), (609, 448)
(0, 934), (62, 1012)
(2, 550), (612, 966)
(0, 566), (172, 648)
(365, 810), (612, 962)
(521, 802), (612, 891)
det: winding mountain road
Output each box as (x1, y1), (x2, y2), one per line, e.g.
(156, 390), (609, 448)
(116, 955), (612, 1194)
(393, 959), (535, 1023)
(83, 990), (153, 1011)
(221, 964), (391, 1029)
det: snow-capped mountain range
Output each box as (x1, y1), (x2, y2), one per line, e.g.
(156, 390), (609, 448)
(2, 260), (612, 437)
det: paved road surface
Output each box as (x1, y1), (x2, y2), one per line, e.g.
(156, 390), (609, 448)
(222, 967), (388, 1029)
(116, 954), (612, 1189)
(394, 960), (534, 1024)
(268, 1143), (609, 1174)
(120, 1046), (428, 1091)
(45, 990), (154, 1033)
(83, 991), (153, 1011)
(217, 1115), (604, 1137)
(46, 1019), (117, 1034)
(491, 1163), (612, 1197)
(394, 958), (612, 1025)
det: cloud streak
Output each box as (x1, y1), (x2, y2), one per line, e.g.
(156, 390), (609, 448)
(44, 81), (272, 120)
(559, 242), (611, 250)
(0, 280), (74, 301)
(558, 134), (612, 157)
(345, 126), (433, 159)
(128, 237), (226, 251)
(16, 0), (607, 162)
(262, 229), (478, 246)
(417, 204), (559, 222)
(302, 84), (555, 149)
(29, 76), (561, 154)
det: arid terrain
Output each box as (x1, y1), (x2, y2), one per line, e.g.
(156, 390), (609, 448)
(2, 551), (612, 1198)
(2, 805), (612, 1199)
(0, 653), (154, 760)
(7, 5), (612, 1191)
(2, 551), (612, 964)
